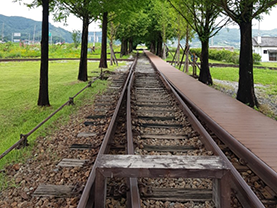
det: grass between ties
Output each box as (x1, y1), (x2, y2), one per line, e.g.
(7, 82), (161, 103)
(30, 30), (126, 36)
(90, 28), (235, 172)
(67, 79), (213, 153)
(0, 60), (126, 190)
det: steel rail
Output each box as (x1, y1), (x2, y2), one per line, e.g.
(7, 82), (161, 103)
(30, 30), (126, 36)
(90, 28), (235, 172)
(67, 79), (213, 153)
(175, 86), (277, 192)
(145, 51), (265, 208)
(0, 58), (134, 62)
(126, 54), (141, 208)
(77, 57), (137, 208)
(163, 75), (264, 208)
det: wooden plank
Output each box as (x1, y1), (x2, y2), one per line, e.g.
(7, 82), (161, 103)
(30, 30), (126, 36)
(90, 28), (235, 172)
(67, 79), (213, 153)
(84, 121), (104, 126)
(143, 144), (196, 152)
(96, 155), (229, 178)
(140, 123), (183, 128)
(70, 144), (92, 150)
(86, 115), (106, 119)
(33, 185), (74, 197)
(141, 187), (213, 202)
(141, 134), (188, 140)
(77, 132), (97, 138)
(58, 159), (88, 167)
(95, 155), (230, 208)
(138, 116), (176, 121)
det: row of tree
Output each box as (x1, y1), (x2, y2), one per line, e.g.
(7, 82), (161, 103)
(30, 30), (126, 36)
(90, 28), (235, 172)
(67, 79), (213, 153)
(16, 0), (277, 108)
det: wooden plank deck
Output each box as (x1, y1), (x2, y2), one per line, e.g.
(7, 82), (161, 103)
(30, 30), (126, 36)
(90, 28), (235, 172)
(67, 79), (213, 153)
(145, 51), (277, 174)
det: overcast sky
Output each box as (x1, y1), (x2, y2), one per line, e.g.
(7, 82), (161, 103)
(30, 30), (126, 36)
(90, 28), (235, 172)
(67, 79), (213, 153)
(0, 0), (100, 32)
(0, 0), (277, 32)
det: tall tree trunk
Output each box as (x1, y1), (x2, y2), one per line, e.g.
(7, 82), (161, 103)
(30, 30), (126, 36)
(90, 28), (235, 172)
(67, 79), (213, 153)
(38, 0), (50, 106)
(110, 41), (113, 65)
(78, 15), (89, 81)
(120, 38), (125, 57)
(150, 41), (155, 54)
(199, 39), (213, 85)
(99, 12), (108, 68)
(124, 39), (128, 55)
(176, 35), (180, 65)
(237, 21), (258, 107)
(120, 38), (128, 57)
(184, 25), (190, 73)
(128, 38), (133, 53)
(156, 33), (163, 57)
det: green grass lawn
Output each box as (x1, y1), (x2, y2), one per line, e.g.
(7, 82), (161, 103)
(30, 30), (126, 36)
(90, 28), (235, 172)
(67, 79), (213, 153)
(209, 66), (277, 95)
(0, 60), (126, 170)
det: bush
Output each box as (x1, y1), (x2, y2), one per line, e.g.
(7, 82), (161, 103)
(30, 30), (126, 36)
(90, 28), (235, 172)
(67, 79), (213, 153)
(7, 52), (21, 58)
(190, 48), (260, 65)
(253, 53), (261, 65)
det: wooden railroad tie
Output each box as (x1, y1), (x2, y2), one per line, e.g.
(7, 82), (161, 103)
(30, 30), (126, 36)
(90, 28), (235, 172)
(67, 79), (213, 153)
(95, 155), (231, 208)
(33, 185), (75, 197)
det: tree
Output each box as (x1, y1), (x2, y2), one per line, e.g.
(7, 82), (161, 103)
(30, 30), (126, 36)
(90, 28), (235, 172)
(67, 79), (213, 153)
(38, 0), (50, 106)
(24, 0), (55, 106)
(99, 11), (108, 68)
(168, 0), (229, 85)
(213, 0), (277, 107)
(152, 0), (175, 59)
(98, 0), (149, 66)
(72, 30), (81, 48)
(56, 0), (98, 81)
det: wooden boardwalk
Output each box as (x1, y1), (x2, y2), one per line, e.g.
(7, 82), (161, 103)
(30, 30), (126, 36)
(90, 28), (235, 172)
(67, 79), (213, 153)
(145, 51), (277, 174)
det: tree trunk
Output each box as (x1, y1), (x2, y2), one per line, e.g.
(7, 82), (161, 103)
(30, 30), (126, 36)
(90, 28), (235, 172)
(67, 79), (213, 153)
(185, 25), (190, 73)
(99, 12), (108, 68)
(110, 41), (113, 65)
(162, 43), (166, 59)
(156, 33), (163, 57)
(176, 36), (180, 65)
(124, 39), (128, 55)
(120, 38), (125, 57)
(199, 39), (213, 85)
(38, 0), (50, 106)
(120, 38), (128, 57)
(237, 21), (258, 107)
(78, 15), (89, 81)
(128, 38), (133, 53)
(150, 41), (155, 54)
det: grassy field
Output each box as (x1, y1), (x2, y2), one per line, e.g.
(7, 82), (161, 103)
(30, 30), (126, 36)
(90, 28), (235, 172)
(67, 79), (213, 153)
(0, 42), (129, 59)
(0, 60), (126, 170)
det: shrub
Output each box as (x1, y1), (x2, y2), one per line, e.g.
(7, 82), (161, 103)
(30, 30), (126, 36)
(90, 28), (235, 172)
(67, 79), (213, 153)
(7, 52), (21, 58)
(190, 48), (260, 65)
(253, 53), (261, 65)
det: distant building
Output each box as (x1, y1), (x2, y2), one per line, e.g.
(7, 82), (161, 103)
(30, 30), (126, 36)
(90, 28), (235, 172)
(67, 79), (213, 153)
(253, 36), (277, 62)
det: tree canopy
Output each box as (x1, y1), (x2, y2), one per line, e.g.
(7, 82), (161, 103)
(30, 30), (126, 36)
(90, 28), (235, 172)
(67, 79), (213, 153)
(168, 0), (229, 84)
(213, 0), (277, 107)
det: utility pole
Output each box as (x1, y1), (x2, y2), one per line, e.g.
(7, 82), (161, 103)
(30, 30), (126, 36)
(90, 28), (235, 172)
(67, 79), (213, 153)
(33, 25), (36, 43)
(1, 23), (4, 42)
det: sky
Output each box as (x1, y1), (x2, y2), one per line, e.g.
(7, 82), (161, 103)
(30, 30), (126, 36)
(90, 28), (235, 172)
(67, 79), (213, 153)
(0, 0), (101, 32)
(1, 0), (277, 32)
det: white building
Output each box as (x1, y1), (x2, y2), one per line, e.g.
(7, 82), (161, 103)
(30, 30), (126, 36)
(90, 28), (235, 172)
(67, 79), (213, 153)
(253, 36), (277, 62)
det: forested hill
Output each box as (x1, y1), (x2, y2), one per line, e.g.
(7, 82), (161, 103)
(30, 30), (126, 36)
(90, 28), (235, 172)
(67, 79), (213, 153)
(0, 14), (73, 43)
(182, 27), (277, 49)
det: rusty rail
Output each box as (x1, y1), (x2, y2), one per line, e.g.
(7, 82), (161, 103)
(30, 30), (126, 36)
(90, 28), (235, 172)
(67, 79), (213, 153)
(162, 74), (264, 208)
(77, 56), (137, 208)
(126, 54), (141, 208)
(0, 78), (98, 160)
(0, 58), (134, 62)
(145, 50), (265, 208)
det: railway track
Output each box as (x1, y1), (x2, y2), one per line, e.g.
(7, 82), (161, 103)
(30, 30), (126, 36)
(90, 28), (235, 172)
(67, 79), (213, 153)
(1, 52), (275, 207)
(77, 52), (276, 207)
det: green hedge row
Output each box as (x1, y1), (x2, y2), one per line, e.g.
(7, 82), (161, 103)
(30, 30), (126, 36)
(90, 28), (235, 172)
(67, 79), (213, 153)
(189, 48), (261, 65)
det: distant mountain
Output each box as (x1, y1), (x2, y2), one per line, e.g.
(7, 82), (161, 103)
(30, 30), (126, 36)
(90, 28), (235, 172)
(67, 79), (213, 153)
(0, 14), (73, 43)
(174, 27), (277, 49)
